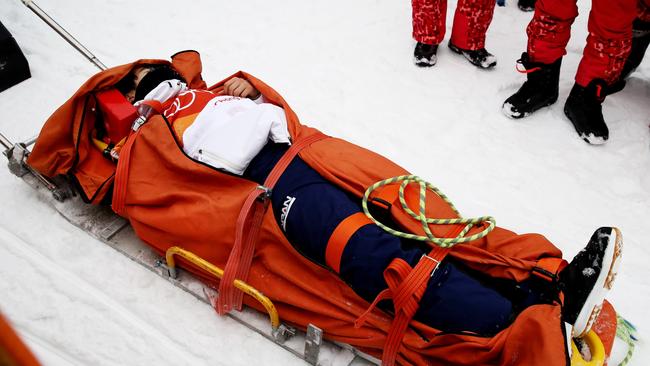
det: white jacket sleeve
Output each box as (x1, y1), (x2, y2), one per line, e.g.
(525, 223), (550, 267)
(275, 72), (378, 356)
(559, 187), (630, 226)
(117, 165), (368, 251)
(135, 79), (188, 108)
(263, 104), (291, 145)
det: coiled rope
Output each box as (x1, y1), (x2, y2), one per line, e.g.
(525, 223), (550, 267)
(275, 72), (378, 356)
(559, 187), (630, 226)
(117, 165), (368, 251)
(361, 175), (496, 248)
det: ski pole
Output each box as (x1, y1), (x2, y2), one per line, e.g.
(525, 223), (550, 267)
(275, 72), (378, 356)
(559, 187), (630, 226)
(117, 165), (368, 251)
(20, 0), (107, 71)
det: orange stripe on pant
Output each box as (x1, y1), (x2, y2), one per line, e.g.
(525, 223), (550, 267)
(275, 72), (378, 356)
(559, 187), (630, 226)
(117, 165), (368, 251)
(325, 212), (373, 273)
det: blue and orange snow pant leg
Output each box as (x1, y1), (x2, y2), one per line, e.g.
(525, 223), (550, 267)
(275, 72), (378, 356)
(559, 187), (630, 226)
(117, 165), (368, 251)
(412, 0), (495, 49)
(244, 143), (547, 335)
(527, 0), (637, 86)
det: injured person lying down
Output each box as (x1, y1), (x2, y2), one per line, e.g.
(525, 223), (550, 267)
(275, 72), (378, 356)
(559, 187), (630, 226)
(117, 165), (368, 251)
(124, 64), (621, 338)
(27, 53), (626, 365)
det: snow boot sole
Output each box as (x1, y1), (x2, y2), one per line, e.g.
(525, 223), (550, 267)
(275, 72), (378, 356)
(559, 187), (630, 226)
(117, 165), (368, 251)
(502, 96), (557, 119)
(448, 43), (497, 69)
(414, 55), (437, 67)
(572, 227), (622, 338)
(563, 103), (607, 145)
(414, 42), (438, 67)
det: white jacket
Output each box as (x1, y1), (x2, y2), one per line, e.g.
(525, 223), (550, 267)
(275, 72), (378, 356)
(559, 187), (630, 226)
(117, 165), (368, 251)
(143, 80), (291, 175)
(182, 95), (291, 175)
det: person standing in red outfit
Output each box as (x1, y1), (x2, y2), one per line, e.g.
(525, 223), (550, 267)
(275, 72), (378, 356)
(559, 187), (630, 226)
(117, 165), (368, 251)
(620, 0), (650, 79)
(412, 0), (498, 69)
(502, 0), (637, 144)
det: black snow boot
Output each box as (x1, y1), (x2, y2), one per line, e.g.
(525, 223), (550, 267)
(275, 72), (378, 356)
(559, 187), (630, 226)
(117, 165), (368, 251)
(559, 227), (622, 337)
(564, 79), (612, 145)
(448, 42), (497, 69)
(620, 17), (650, 80)
(414, 42), (439, 67)
(517, 0), (536, 12)
(502, 52), (562, 118)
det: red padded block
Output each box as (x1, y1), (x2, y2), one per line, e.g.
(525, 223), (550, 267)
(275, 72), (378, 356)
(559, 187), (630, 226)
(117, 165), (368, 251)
(96, 89), (137, 143)
(592, 300), (618, 364)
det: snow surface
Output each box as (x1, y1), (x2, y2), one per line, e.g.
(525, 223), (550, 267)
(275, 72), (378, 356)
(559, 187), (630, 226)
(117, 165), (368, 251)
(1, 0), (649, 364)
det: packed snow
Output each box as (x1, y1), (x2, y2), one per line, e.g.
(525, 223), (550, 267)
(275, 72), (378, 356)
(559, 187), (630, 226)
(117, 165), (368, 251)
(0, 0), (648, 364)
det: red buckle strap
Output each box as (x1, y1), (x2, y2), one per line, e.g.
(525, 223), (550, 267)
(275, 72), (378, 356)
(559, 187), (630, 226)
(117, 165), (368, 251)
(217, 132), (328, 314)
(355, 246), (450, 366)
(217, 185), (270, 314)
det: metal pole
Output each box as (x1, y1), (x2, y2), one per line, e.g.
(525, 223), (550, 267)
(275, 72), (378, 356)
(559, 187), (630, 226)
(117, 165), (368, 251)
(12, 0), (108, 152)
(21, 0), (107, 71)
(0, 132), (12, 151)
(22, 135), (37, 147)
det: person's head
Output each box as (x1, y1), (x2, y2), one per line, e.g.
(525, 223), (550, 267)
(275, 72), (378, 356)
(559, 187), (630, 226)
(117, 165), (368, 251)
(116, 64), (185, 103)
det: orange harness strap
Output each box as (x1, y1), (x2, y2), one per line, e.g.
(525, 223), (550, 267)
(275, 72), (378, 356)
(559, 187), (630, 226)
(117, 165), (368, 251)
(532, 257), (568, 282)
(354, 222), (468, 366)
(112, 128), (142, 216)
(325, 213), (373, 273)
(217, 132), (329, 315)
(355, 245), (451, 366)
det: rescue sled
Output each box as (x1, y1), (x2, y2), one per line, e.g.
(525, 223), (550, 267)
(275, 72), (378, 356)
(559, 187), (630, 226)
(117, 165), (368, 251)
(2, 48), (637, 365)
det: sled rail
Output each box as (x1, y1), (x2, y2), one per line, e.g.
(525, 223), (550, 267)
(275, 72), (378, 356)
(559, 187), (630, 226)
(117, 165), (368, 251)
(165, 246), (281, 331)
(1, 132), (71, 200)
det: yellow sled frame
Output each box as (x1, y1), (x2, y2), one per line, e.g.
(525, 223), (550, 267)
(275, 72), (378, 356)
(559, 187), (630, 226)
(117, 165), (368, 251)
(571, 330), (606, 366)
(165, 246), (280, 331)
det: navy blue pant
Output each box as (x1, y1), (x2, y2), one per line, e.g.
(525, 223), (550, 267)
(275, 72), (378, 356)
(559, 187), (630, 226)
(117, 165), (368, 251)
(245, 143), (548, 335)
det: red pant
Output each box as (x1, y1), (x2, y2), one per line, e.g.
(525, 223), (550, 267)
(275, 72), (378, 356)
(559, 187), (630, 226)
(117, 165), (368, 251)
(640, 0), (650, 22)
(412, 0), (496, 50)
(527, 0), (637, 86)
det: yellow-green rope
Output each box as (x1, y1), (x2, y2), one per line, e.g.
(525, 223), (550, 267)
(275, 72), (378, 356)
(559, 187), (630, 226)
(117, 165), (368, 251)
(616, 314), (637, 366)
(361, 175), (495, 248)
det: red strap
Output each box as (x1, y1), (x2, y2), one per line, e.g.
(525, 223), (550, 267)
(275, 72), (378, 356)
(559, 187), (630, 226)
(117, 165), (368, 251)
(325, 213), (373, 273)
(355, 247), (450, 366)
(139, 100), (163, 113)
(532, 257), (568, 282)
(263, 134), (326, 189)
(516, 62), (541, 74)
(216, 186), (270, 314)
(354, 221), (466, 365)
(112, 129), (141, 216)
(217, 132), (328, 314)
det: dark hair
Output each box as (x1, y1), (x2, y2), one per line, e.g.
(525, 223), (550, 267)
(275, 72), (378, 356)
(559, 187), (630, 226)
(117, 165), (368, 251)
(134, 65), (185, 102)
(115, 72), (137, 96)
